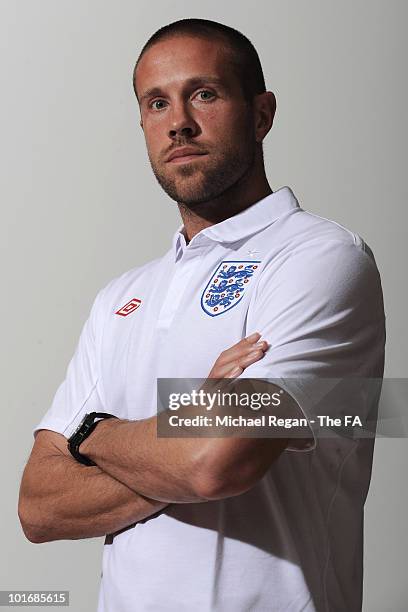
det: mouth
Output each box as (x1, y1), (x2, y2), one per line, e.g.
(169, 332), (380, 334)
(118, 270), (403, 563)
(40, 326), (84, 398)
(167, 153), (207, 164)
(165, 147), (208, 164)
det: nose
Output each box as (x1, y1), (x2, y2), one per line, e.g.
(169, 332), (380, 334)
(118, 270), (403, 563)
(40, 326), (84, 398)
(168, 101), (199, 140)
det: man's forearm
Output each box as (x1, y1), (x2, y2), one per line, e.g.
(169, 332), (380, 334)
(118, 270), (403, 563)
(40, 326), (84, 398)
(81, 416), (210, 503)
(19, 443), (167, 543)
(80, 410), (286, 503)
(80, 380), (304, 504)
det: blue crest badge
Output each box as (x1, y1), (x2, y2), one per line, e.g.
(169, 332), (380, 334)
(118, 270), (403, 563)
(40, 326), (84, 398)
(201, 260), (261, 317)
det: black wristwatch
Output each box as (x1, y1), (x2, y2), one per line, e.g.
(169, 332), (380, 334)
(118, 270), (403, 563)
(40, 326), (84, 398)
(67, 412), (118, 466)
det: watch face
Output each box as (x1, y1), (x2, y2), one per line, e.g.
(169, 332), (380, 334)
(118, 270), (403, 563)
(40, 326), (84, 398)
(68, 412), (116, 444)
(69, 414), (90, 441)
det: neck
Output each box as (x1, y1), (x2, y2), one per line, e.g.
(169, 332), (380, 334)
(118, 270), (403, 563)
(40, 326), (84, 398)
(177, 157), (272, 243)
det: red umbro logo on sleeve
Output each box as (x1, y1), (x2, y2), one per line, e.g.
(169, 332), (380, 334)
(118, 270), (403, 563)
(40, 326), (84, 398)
(115, 298), (142, 317)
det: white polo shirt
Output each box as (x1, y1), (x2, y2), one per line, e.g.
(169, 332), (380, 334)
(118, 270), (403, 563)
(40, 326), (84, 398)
(33, 186), (385, 612)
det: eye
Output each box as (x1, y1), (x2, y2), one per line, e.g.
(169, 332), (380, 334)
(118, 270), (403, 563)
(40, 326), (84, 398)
(196, 90), (215, 101)
(150, 99), (168, 111)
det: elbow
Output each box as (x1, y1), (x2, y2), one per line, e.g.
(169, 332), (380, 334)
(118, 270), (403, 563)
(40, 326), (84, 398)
(18, 497), (51, 544)
(191, 457), (263, 501)
(18, 513), (42, 544)
(22, 528), (47, 545)
(192, 474), (254, 501)
(190, 439), (288, 501)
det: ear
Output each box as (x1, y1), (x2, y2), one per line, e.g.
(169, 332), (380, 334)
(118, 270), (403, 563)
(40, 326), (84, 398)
(254, 91), (276, 143)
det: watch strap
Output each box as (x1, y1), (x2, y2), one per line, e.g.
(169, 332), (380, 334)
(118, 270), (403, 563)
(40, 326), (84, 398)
(67, 412), (118, 466)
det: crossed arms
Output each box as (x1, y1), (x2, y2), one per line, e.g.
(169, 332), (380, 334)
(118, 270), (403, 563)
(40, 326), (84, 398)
(18, 333), (298, 543)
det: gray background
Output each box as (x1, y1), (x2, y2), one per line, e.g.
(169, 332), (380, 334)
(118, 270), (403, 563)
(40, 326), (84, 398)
(1, 1), (407, 610)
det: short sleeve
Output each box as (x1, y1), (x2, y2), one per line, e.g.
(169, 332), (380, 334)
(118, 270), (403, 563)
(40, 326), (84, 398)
(32, 288), (106, 440)
(239, 238), (386, 452)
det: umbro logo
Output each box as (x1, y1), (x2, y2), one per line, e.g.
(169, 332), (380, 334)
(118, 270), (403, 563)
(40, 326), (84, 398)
(115, 298), (141, 317)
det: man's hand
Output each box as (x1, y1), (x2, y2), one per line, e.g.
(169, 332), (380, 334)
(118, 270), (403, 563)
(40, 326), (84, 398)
(207, 332), (269, 378)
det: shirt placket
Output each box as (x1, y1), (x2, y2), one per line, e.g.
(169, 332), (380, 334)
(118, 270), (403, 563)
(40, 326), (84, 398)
(156, 241), (212, 331)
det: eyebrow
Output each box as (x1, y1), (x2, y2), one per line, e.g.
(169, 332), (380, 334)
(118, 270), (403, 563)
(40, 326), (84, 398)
(139, 76), (226, 104)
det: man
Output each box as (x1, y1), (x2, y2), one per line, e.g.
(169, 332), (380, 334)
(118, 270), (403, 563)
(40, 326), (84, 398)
(18, 18), (385, 612)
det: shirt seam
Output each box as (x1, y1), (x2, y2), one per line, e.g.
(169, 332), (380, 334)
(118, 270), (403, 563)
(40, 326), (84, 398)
(322, 440), (359, 612)
(61, 378), (100, 436)
(301, 210), (361, 244)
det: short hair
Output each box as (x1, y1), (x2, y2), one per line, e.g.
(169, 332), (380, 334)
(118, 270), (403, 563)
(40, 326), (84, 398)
(133, 18), (266, 103)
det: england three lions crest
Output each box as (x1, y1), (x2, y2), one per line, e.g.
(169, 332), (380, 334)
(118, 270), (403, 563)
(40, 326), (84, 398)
(201, 260), (261, 317)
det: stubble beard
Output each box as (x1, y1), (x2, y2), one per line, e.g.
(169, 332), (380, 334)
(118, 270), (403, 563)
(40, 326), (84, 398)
(148, 139), (256, 208)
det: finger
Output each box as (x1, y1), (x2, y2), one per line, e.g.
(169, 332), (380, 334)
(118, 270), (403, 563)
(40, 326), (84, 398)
(223, 332), (261, 355)
(227, 341), (268, 364)
(218, 337), (268, 365)
(237, 348), (266, 368)
(244, 332), (262, 344)
(225, 365), (244, 379)
(214, 348), (265, 379)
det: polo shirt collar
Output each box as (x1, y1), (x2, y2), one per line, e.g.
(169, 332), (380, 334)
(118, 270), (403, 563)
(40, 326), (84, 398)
(171, 186), (300, 261)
